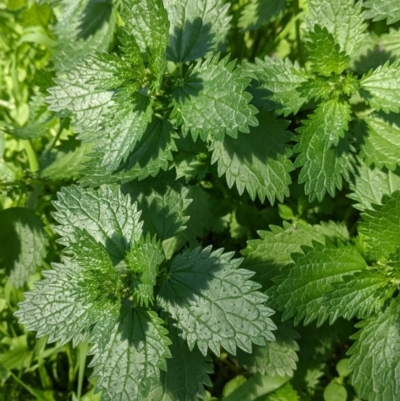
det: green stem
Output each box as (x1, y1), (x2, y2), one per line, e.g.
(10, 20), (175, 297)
(43, 118), (68, 157)
(77, 343), (89, 401)
(23, 140), (39, 173)
(294, 0), (305, 65)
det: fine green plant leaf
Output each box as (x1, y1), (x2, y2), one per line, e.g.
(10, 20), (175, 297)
(210, 113), (293, 204)
(241, 222), (326, 291)
(364, 0), (400, 25)
(146, 324), (213, 401)
(313, 221), (350, 245)
(267, 241), (367, 325)
(158, 246), (276, 356)
(243, 57), (308, 116)
(237, 322), (299, 378)
(360, 62), (400, 113)
(348, 300), (400, 401)
(0, 207), (48, 287)
(307, 0), (367, 56)
(238, 0), (286, 32)
(323, 270), (393, 322)
(305, 25), (350, 77)
(172, 55), (258, 141)
(356, 113), (400, 170)
(89, 307), (171, 401)
(164, 0), (231, 62)
(294, 101), (354, 201)
(381, 28), (400, 56)
(348, 158), (400, 211)
(358, 191), (400, 261)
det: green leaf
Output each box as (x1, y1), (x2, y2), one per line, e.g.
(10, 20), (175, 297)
(0, 131), (4, 158)
(241, 222), (326, 291)
(158, 246), (276, 356)
(210, 113), (293, 204)
(323, 270), (393, 322)
(238, 0), (286, 32)
(380, 28), (400, 57)
(323, 379), (347, 401)
(360, 62), (400, 113)
(266, 383), (300, 401)
(305, 25), (350, 77)
(172, 55), (258, 141)
(53, 185), (143, 262)
(243, 57), (308, 116)
(0, 208), (48, 287)
(123, 172), (191, 241)
(267, 241), (367, 325)
(146, 324), (212, 401)
(356, 113), (400, 171)
(364, 0), (400, 25)
(294, 101), (354, 201)
(348, 158), (400, 211)
(313, 221), (350, 244)
(237, 322), (299, 378)
(39, 137), (92, 181)
(90, 307), (171, 401)
(164, 0), (231, 62)
(348, 300), (400, 401)
(358, 191), (400, 261)
(307, 0), (367, 56)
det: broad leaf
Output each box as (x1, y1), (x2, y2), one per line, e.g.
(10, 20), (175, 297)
(172, 55), (258, 141)
(210, 113), (293, 204)
(158, 246), (276, 356)
(364, 0), (400, 25)
(164, 0), (231, 62)
(0, 208), (48, 287)
(267, 241), (367, 325)
(348, 301), (400, 401)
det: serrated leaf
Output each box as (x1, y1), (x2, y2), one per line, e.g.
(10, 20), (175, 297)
(305, 25), (350, 77)
(307, 0), (367, 56)
(39, 137), (92, 181)
(348, 300), (400, 401)
(243, 57), (308, 116)
(123, 172), (191, 241)
(358, 191), (400, 261)
(238, 0), (286, 32)
(164, 0), (231, 62)
(360, 62), (400, 113)
(53, 185), (143, 262)
(381, 28), (400, 57)
(357, 112), (400, 171)
(313, 221), (350, 244)
(241, 222), (326, 290)
(90, 307), (171, 401)
(267, 241), (367, 325)
(145, 324), (212, 401)
(294, 101), (354, 201)
(237, 322), (299, 378)
(348, 158), (400, 211)
(323, 270), (393, 322)
(158, 246), (276, 356)
(364, 0), (400, 25)
(0, 208), (48, 287)
(210, 113), (293, 204)
(172, 55), (258, 141)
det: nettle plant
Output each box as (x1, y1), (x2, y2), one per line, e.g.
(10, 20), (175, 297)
(7, 0), (400, 400)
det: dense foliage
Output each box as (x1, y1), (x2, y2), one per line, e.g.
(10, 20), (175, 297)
(1, 0), (400, 400)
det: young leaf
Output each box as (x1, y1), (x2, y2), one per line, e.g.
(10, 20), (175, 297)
(364, 0), (400, 25)
(158, 246), (276, 356)
(348, 300), (400, 401)
(89, 307), (171, 401)
(294, 101), (354, 201)
(241, 222), (326, 291)
(358, 191), (400, 261)
(172, 55), (258, 141)
(307, 0), (367, 56)
(305, 25), (350, 77)
(0, 208), (48, 287)
(238, 0), (286, 32)
(267, 241), (367, 325)
(243, 57), (308, 116)
(359, 62), (400, 113)
(348, 158), (400, 211)
(164, 0), (231, 62)
(323, 270), (393, 322)
(210, 113), (293, 204)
